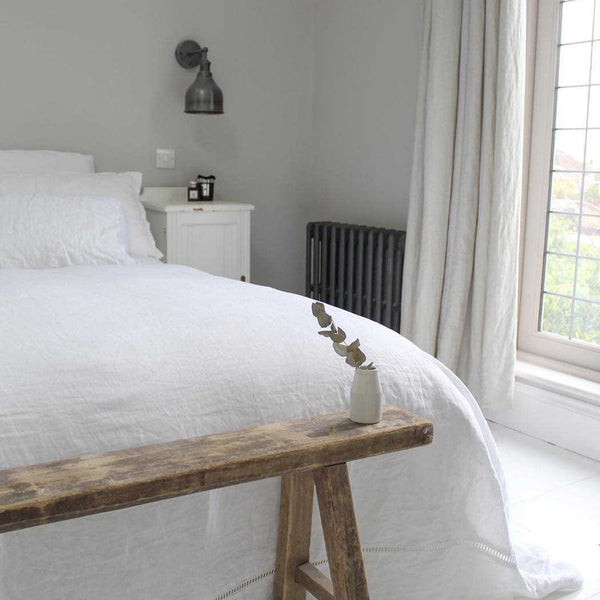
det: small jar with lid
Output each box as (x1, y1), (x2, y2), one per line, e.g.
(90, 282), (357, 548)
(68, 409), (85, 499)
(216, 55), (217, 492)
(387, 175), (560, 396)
(188, 180), (199, 202)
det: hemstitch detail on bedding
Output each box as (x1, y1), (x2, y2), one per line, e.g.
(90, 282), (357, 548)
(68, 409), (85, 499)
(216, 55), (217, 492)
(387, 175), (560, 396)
(212, 538), (516, 600)
(213, 568), (277, 600)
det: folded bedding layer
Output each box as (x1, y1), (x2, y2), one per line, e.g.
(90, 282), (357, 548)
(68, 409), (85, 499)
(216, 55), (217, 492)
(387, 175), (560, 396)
(0, 265), (580, 599)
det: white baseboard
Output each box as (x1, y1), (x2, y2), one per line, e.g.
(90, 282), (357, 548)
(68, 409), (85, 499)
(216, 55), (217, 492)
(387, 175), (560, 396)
(485, 380), (600, 462)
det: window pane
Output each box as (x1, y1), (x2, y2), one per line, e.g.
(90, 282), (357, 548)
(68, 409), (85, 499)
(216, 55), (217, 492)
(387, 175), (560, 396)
(541, 293), (572, 336)
(583, 172), (600, 214)
(596, 1), (600, 39)
(556, 86), (589, 128)
(572, 300), (600, 343)
(588, 86), (600, 127)
(585, 129), (600, 170)
(545, 254), (576, 295)
(558, 42), (592, 86)
(554, 129), (586, 169)
(561, 0), (594, 43)
(576, 257), (600, 300)
(591, 43), (600, 83)
(551, 172), (583, 211)
(548, 213), (580, 253)
(580, 216), (600, 257)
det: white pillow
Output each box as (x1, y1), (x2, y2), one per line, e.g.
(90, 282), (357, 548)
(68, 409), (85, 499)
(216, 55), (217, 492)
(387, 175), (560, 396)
(0, 172), (161, 258)
(0, 194), (136, 269)
(0, 150), (94, 174)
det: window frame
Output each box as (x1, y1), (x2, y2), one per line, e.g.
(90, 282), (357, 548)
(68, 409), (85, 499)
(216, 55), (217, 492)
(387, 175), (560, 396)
(519, 0), (600, 379)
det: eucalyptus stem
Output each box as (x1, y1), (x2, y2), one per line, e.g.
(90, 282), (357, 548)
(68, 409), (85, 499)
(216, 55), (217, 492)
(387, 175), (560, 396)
(311, 302), (374, 370)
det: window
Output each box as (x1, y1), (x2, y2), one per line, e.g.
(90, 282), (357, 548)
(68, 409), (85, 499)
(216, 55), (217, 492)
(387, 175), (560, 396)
(520, 0), (600, 376)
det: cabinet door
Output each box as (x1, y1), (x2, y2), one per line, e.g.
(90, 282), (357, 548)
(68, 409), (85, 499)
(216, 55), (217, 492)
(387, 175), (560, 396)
(173, 211), (249, 281)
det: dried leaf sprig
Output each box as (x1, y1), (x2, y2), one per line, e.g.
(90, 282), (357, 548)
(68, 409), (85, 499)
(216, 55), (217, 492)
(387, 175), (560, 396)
(311, 302), (375, 370)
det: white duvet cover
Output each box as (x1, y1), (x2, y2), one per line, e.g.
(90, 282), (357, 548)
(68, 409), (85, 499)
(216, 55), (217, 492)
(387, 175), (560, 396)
(0, 265), (580, 600)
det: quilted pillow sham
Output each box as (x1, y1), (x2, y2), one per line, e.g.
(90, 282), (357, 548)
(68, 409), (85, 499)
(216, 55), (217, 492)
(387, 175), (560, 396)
(0, 194), (136, 269)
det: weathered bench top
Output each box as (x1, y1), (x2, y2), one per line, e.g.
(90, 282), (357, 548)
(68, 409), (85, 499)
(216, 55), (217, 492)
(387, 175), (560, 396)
(0, 404), (432, 534)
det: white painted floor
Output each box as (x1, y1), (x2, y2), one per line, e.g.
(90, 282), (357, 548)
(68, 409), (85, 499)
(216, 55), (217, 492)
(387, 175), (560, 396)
(489, 422), (600, 600)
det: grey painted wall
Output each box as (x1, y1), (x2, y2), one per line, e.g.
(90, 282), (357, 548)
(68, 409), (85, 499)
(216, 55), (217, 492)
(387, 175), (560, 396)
(0, 0), (315, 294)
(0, 0), (422, 293)
(309, 0), (423, 231)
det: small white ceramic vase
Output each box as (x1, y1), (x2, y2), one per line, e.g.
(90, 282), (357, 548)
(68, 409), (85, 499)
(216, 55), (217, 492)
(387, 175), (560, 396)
(349, 367), (383, 424)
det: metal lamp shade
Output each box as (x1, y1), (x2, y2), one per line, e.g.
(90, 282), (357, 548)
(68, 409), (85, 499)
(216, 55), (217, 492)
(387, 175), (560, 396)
(185, 73), (223, 114)
(176, 40), (224, 115)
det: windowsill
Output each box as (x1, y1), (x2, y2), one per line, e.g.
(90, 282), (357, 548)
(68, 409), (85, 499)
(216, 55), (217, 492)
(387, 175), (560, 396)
(516, 351), (600, 407)
(487, 353), (600, 461)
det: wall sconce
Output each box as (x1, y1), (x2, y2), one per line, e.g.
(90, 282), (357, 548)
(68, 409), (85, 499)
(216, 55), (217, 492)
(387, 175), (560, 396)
(175, 40), (224, 114)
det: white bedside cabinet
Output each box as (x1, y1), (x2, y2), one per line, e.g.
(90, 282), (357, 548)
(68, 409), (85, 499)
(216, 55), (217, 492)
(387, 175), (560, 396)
(141, 187), (254, 282)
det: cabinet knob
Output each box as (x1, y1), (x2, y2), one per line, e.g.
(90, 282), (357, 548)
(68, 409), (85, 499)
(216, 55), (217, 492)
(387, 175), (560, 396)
(240, 275), (246, 282)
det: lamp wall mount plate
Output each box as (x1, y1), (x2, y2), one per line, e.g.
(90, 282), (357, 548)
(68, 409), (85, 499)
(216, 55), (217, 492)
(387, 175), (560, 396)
(175, 40), (204, 69)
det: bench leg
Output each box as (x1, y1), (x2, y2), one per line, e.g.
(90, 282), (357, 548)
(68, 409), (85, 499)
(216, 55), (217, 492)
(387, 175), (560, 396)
(274, 464), (370, 600)
(313, 463), (370, 600)
(274, 470), (315, 600)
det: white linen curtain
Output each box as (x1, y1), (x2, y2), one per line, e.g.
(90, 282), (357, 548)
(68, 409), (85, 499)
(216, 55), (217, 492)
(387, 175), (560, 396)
(401, 0), (525, 410)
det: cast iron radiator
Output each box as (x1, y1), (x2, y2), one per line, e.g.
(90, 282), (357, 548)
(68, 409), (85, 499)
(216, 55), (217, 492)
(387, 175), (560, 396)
(306, 222), (406, 333)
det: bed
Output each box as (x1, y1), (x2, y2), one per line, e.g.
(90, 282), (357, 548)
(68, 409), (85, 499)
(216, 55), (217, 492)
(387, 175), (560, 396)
(0, 158), (580, 599)
(0, 262), (581, 600)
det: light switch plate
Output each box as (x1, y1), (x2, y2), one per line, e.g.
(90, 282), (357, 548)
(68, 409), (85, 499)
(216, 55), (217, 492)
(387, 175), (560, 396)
(156, 148), (175, 169)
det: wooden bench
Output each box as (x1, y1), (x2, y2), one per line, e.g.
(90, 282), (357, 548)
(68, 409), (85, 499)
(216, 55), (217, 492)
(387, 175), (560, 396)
(0, 404), (433, 600)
